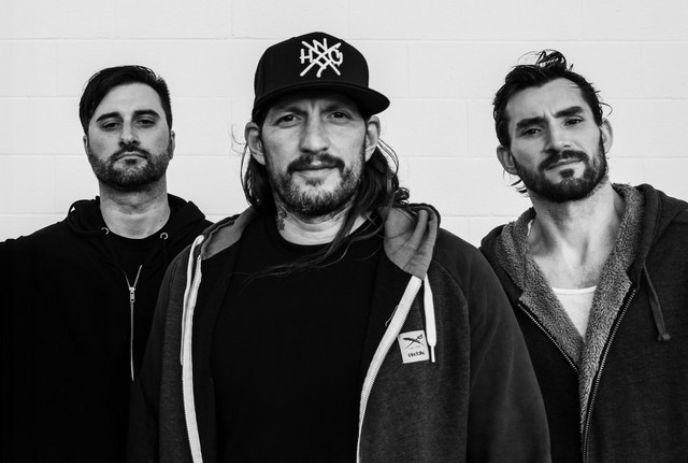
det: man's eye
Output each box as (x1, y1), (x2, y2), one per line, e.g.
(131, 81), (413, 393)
(100, 121), (120, 130)
(565, 118), (583, 126)
(330, 111), (350, 119)
(521, 127), (540, 136)
(137, 119), (156, 127)
(276, 114), (296, 124)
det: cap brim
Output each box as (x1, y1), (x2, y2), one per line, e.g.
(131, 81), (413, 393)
(252, 81), (390, 121)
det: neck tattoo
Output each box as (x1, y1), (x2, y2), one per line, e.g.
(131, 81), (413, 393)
(275, 206), (287, 231)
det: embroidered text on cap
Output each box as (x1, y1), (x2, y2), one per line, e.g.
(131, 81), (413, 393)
(299, 37), (343, 78)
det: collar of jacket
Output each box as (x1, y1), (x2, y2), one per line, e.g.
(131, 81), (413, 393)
(495, 183), (644, 430)
(195, 205), (438, 278)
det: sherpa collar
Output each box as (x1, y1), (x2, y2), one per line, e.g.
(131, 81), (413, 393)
(496, 184), (644, 429)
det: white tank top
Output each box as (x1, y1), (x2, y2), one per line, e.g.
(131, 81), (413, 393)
(552, 286), (596, 337)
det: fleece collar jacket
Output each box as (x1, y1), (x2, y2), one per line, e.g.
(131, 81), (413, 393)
(481, 184), (688, 463)
(128, 205), (552, 463)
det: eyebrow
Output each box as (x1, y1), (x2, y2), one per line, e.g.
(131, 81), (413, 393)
(555, 106), (585, 118)
(95, 109), (161, 123)
(271, 99), (358, 115)
(515, 106), (585, 131)
(323, 101), (357, 112)
(271, 105), (306, 116)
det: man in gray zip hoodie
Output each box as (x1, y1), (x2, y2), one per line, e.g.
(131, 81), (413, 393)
(128, 32), (551, 463)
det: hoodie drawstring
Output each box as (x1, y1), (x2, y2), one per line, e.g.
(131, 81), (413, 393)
(180, 235), (205, 365)
(423, 275), (437, 363)
(179, 235), (206, 463)
(643, 265), (671, 342)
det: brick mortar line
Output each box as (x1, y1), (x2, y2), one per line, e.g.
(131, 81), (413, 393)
(3, 96), (688, 101)
(1, 38), (688, 43)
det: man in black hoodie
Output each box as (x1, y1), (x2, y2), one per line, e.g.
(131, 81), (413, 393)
(480, 50), (688, 463)
(0, 66), (210, 462)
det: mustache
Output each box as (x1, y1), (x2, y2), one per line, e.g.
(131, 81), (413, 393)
(540, 149), (589, 170)
(287, 153), (345, 174)
(113, 144), (151, 161)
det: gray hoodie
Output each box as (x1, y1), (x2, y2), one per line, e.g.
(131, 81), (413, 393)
(128, 205), (551, 463)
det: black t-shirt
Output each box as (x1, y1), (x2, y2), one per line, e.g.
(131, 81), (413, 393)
(210, 214), (409, 463)
(106, 229), (167, 282)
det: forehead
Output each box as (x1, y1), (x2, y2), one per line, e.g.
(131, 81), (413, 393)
(92, 83), (164, 118)
(267, 91), (361, 114)
(505, 78), (592, 123)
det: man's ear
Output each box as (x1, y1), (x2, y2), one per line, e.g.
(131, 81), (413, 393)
(245, 122), (266, 166)
(497, 145), (518, 175)
(600, 119), (613, 154)
(169, 130), (176, 159)
(364, 116), (381, 162)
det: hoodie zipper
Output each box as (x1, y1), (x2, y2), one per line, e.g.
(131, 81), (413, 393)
(581, 287), (637, 463)
(517, 302), (578, 373)
(125, 265), (143, 381)
(356, 276), (423, 463)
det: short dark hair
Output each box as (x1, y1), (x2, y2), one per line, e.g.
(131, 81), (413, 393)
(79, 65), (172, 133)
(493, 50), (603, 149)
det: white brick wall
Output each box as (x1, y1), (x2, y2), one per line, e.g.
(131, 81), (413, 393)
(2, 0), (686, 245)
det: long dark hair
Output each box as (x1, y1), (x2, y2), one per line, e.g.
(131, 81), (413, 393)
(241, 138), (409, 275)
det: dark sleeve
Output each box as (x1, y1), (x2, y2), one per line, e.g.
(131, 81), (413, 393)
(127, 253), (186, 463)
(0, 239), (13, 461)
(1, 238), (36, 462)
(466, 254), (552, 463)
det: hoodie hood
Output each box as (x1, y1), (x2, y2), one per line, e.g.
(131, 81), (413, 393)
(197, 205), (438, 278)
(66, 194), (208, 250)
(629, 183), (688, 281)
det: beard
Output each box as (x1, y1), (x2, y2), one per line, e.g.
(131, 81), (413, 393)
(513, 139), (608, 203)
(265, 147), (365, 218)
(86, 141), (172, 192)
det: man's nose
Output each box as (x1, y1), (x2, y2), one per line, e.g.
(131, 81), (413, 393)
(545, 125), (571, 152)
(299, 118), (329, 153)
(119, 123), (139, 145)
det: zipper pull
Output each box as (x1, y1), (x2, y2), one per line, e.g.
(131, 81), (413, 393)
(129, 287), (136, 304)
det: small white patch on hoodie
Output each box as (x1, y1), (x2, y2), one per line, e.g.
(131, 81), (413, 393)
(397, 330), (429, 364)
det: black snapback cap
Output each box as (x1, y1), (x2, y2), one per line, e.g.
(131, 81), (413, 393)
(252, 31), (390, 121)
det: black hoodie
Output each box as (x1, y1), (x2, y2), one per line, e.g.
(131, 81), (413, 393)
(1, 194), (210, 463)
(480, 184), (688, 463)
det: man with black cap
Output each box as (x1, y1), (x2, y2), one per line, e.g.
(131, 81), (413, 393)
(129, 32), (551, 463)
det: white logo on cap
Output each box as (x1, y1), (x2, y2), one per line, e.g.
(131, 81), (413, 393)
(299, 38), (343, 78)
